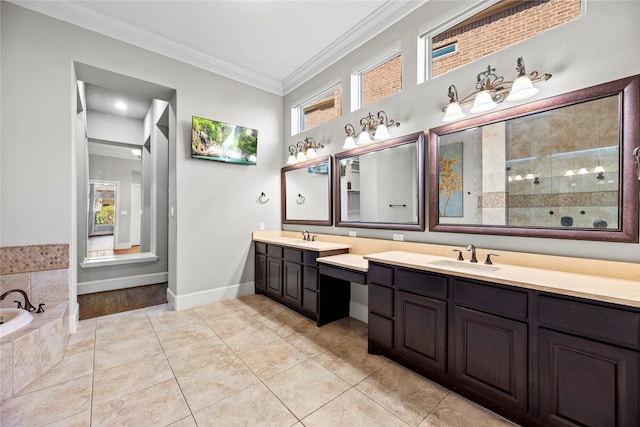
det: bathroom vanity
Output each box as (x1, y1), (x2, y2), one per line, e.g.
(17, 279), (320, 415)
(365, 251), (640, 427)
(253, 237), (351, 325)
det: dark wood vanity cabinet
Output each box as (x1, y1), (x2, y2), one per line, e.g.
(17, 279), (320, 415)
(254, 242), (348, 326)
(368, 263), (395, 352)
(395, 268), (448, 377)
(367, 261), (640, 427)
(537, 295), (640, 427)
(452, 279), (529, 412)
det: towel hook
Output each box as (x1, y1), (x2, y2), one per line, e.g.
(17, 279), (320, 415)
(258, 192), (269, 204)
(297, 193), (306, 204)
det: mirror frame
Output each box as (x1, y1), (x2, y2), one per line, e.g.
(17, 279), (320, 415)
(281, 155), (333, 226)
(428, 75), (639, 242)
(334, 132), (426, 231)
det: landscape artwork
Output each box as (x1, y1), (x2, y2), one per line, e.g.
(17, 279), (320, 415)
(192, 116), (258, 165)
(439, 141), (463, 217)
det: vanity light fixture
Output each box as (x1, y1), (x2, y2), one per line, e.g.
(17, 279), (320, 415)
(343, 110), (400, 148)
(286, 137), (324, 165)
(441, 57), (552, 122)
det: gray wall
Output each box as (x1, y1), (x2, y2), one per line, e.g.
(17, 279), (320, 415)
(1, 3), (282, 309)
(283, 0), (640, 264)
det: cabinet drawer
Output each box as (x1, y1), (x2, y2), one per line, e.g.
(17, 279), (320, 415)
(369, 312), (394, 349)
(396, 268), (447, 300)
(303, 266), (318, 290)
(267, 244), (283, 258)
(455, 279), (528, 320)
(369, 263), (394, 286)
(284, 247), (303, 263)
(538, 295), (640, 349)
(303, 289), (318, 313)
(369, 283), (394, 317)
(255, 242), (266, 254)
(303, 251), (318, 266)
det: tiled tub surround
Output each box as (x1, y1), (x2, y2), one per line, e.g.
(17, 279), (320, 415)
(0, 301), (69, 399)
(0, 244), (70, 399)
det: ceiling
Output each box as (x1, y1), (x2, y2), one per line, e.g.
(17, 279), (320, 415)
(14, 0), (426, 95)
(84, 83), (152, 120)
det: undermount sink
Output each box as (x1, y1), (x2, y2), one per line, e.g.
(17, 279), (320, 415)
(429, 259), (500, 273)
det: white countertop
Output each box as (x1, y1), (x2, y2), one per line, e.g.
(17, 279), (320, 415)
(365, 251), (640, 308)
(253, 234), (351, 252)
(317, 253), (368, 272)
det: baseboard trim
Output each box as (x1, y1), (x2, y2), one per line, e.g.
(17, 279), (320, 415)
(349, 300), (368, 323)
(167, 282), (255, 311)
(77, 272), (168, 294)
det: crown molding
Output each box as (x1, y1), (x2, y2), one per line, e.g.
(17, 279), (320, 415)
(9, 0), (427, 97)
(10, 0), (284, 94)
(282, 0), (427, 95)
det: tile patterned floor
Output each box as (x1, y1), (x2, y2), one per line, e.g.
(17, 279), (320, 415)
(0, 294), (519, 427)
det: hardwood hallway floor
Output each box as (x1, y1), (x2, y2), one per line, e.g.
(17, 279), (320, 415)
(78, 283), (168, 320)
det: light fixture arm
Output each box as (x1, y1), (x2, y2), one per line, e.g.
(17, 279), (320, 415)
(377, 110), (400, 128)
(303, 136), (323, 151)
(344, 123), (357, 138)
(441, 57), (552, 119)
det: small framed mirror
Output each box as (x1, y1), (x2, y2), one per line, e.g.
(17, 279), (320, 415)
(281, 155), (332, 225)
(429, 75), (639, 242)
(334, 132), (425, 231)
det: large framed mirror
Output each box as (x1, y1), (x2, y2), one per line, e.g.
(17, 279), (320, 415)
(281, 155), (332, 226)
(429, 75), (639, 242)
(334, 132), (425, 231)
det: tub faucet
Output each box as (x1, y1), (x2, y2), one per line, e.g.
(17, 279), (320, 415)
(0, 289), (37, 312)
(466, 244), (478, 263)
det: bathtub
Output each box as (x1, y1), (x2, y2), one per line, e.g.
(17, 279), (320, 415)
(0, 307), (33, 338)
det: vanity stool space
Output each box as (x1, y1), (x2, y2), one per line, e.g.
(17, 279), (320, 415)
(365, 253), (640, 427)
(254, 241), (351, 326)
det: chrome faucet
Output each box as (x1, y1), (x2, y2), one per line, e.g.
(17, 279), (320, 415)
(466, 244), (478, 263)
(302, 230), (310, 241)
(0, 289), (37, 312)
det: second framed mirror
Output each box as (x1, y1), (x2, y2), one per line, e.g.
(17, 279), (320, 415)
(334, 132), (425, 231)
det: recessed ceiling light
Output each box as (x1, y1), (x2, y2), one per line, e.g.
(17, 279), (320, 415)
(115, 100), (127, 111)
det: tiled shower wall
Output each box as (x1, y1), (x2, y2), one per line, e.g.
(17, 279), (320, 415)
(0, 244), (69, 308)
(506, 95), (619, 228)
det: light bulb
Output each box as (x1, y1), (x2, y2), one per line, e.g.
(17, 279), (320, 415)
(357, 131), (372, 145)
(470, 90), (497, 114)
(506, 76), (539, 101)
(343, 136), (357, 149)
(442, 102), (466, 122)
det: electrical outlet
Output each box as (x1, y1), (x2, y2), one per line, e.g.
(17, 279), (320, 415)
(259, 222), (265, 230)
(349, 231), (357, 237)
(393, 233), (404, 241)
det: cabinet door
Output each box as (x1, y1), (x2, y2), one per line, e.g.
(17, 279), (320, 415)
(539, 329), (639, 427)
(283, 261), (302, 306)
(255, 253), (266, 292)
(266, 257), (282, 298)
(396, 291), (447, 374)
(453, 306), (528, 410)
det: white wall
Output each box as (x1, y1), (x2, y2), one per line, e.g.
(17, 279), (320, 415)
(283, 0), (640, 264)
(1, 3), (282, 309)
